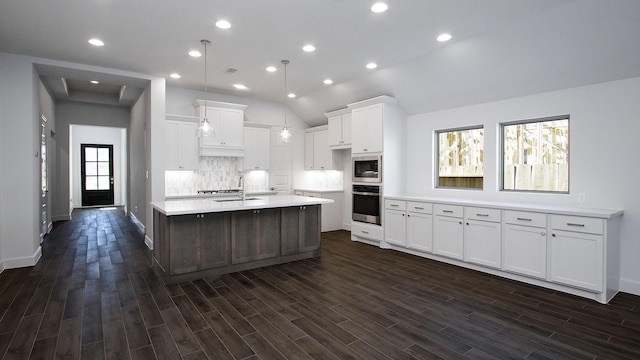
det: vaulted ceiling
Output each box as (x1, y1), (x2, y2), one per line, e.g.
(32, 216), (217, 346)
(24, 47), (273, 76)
(1, 0), (639, 126)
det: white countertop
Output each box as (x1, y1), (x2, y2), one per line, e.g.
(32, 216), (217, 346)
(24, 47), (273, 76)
(385, 195), (623, 219)
(152, 195), (334, 216)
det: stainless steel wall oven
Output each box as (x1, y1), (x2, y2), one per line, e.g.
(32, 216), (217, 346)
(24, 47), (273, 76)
(352, 184), (382, 225)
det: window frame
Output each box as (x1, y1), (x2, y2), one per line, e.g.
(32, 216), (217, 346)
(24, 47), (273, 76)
(499, 115), (570, 194)
(435, 125), (485, 190)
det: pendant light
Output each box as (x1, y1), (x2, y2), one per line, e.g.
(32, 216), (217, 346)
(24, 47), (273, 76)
(197, 39), (213, 137)
(278, 59), (293, 143)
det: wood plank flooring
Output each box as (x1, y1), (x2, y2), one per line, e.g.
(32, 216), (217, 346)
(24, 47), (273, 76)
(1, 207), (639, 359)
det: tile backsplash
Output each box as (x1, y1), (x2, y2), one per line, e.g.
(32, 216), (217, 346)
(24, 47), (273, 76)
(165, 157), (270, 196)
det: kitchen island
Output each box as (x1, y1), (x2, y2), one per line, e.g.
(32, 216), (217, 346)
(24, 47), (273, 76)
(151, 195), (333, 284)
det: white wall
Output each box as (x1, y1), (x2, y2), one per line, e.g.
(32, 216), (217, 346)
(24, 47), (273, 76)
(70, 125), (126, 208)
(55, 102), (130, 217)
(406, 76), (640, 295)
(0, 52), (41, 269)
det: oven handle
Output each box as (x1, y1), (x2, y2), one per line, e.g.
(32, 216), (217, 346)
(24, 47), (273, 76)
(352, 191), (381, 196)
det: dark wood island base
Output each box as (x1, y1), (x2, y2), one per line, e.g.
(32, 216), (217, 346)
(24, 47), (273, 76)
(152, 205), (321, 284)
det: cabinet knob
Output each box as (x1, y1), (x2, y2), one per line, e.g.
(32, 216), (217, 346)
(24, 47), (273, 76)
(466, 222), (469, 225)
(552, 233), (556, 237)
(541, 232), (546, 236)
(459, 221), (463, 225)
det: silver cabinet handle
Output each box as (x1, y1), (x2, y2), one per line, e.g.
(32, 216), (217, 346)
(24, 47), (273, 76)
(361, 230), (369, 234)
(541, 232), (546, 236)
(414, 206), (424, 210)
(517, 217), (532, 221)
(442, 210), (454, 213)
(390, 204), (399, 207)
(476, 213), (489, 217)
(566, 223), (585, 227)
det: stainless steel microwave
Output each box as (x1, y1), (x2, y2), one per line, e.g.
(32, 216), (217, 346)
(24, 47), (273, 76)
(353, 155), (382, 183)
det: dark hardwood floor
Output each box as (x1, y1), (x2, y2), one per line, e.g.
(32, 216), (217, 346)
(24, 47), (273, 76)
(1, 207), (639, 359)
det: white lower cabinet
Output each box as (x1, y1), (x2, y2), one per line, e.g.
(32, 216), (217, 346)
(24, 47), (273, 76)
(433, 204), (464, 260)
(464, 207), (501, 269)
(406, 202), (433, 253)
(380, 197), (622, 304)
(384, 199), (406, 246)
(549, 215), (604, 291)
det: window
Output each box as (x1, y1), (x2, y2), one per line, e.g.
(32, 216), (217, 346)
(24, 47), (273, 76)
(501, 116), (569, 192)
(437, 127), (484, 189)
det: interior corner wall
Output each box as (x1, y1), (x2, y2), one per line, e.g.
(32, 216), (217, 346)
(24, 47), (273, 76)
(129, 86), (149, 227)
(406, 76), (640, 296)
(54, 102), (130, 218)
(0, 52), (41, 269)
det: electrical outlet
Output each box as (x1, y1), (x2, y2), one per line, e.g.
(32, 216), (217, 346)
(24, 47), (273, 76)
(578, 193), (586, 203)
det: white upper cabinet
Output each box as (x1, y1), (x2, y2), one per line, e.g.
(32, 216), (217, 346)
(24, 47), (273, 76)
(304, 126), (340, 170)
(243, 127), (270, 170)
(351, 104), (383, 153)
(165, 115), (199, 171)
(193, 100), (247, 157)
(326, 108), (352, 149)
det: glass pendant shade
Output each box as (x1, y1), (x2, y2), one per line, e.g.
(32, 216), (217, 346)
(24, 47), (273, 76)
(197, 39), (213, 138)
(278, 59), (293, 143)
(278, 126), (292, 143)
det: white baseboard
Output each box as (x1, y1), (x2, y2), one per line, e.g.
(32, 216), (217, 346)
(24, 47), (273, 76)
(2, 246), (42, 270)
(52, 214), (71, 222)
(145, 235), (153, 250)
(620, 278), (640, 296)
(343, 222), (352, 231)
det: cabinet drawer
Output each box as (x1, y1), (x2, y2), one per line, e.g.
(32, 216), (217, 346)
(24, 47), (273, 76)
(385, 199), (406, 211)
(465, 207), (501, 222)
(407, 202), (432, 214)
(551, 215), (603, 235)
(433, 204), (463, 218)
(504, 211), (546, 228)
(351, 222), (383, 241)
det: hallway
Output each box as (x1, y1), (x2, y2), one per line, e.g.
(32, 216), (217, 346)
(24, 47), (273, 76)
(1, 207), (640, 359)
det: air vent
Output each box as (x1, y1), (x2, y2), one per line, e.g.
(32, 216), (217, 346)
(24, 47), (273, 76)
(225, 68), (237, 74)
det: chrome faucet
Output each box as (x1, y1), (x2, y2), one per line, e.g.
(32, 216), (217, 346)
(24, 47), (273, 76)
(238, 172), (246, 201)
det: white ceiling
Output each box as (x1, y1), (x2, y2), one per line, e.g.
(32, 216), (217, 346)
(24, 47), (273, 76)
(1, 0), (640, 126)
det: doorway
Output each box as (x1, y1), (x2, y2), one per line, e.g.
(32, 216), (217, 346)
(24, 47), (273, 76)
(81, 144), (114, 206)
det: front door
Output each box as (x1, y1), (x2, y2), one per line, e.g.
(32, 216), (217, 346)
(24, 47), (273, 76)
(81, 144), (114, 206)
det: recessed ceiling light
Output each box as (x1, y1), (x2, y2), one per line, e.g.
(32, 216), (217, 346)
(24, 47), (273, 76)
(88, 38), (104, 46)
(90, 80), (99, 84)
(371, 2), (388, 13)
(215, 20), (231, 29)
(366, 62), (378, 69)
(266, 66), (277, 72)
(302, 44), (316, 52)
(233, 84), (248, 90)
(288, 93), (296, 98)
(188, 50), (201, 57)
(437, 33), (452, 42)
(323, 79), (333, 85)
(169, 73), (181, 79)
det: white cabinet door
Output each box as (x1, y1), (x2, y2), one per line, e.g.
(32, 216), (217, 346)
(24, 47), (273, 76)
(313, 130), (330, 169)
(384, 209), (406, 246)
(503, 224), (547, 279)
(328, 114), (352, 148)
(464, 219), (501, 269)
(244, 127), (270, 170)
(549, 230), (603, 291)
(304, 132), (314, 170)
(200, 107), (243, 148)
(327, 115), (343, 147)
(351, 105), (383, 153)
(407, 212), (433, 253)
(165, 120), (199, 170)
(199, 107), (224, 147)
(433, 215), (464, 259)
(222, 109), (244, 147)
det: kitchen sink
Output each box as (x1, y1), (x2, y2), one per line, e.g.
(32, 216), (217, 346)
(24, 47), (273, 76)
(214, 197), (261, 202)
